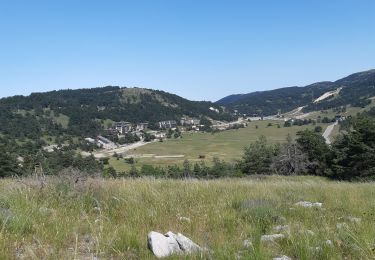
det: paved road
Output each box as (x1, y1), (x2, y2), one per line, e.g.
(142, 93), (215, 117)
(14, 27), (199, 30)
(91, 140), (156, 158)
(322, 122), (338, 144)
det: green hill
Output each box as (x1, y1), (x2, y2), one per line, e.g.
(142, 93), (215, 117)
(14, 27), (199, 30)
(0, 86), (234, 139)
(217, 69), (375, 116)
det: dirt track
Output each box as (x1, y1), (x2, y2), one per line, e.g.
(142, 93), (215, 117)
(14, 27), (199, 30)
(322, 122), (338, 144)
(90, 141), (156, 158)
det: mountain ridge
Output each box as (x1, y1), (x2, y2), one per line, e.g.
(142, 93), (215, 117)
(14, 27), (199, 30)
(0, 86), (234, 139)
(217, 69), (375, 115)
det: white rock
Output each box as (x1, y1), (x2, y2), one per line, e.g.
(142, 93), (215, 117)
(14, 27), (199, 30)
(295, 201), (322, 208)
(336, 223), (348, 229)
(325, 240), (333, 246)
(273, 255), (292, 260)
(273, 225), (289, 232)
(178, 216), (191, 223)
(261, 234), (285, 242)
(348, 217), (361, 224)
(147, 231), (182, 258)
(243, 239), (252, 248)
(174, 233), (201, 253)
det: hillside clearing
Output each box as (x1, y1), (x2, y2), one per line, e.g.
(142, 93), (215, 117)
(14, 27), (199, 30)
(313, 88), (342, 103)
(0, 176), (374, 259)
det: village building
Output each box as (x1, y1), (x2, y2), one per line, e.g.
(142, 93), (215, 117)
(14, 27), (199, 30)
(147, 130), (166, 138)
(113, 121), (132, 134)
(97, 135), (117, 149)
(180, 118), (200, 126)
(158, 120), (177, 129)
(136, 122), (148, 131)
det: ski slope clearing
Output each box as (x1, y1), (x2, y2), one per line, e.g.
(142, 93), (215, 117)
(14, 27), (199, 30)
(314, 88), (342, 103)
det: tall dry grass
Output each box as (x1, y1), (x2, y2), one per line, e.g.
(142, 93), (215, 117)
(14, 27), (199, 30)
(0, 175), (374, 259)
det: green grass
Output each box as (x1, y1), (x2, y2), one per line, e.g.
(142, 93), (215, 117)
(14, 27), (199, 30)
(101, 118), (115, 129)
(51, 112), (70, 128)
(0, 176), (374, 259)
(109, 120), (329, 172)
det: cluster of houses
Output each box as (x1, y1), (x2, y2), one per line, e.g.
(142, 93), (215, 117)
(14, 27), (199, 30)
(110, 117), (203, 134)
(158, 118), (202, 129)
(112, 122), (149, 134)
(158, 120), (177, 129)
(83, 116), (247, 150)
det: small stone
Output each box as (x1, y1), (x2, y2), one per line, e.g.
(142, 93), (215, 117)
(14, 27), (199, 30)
(295, 201), (322, 208)
(336, 223), (348, 229)
(273, 225), (289, 232)
(178, 216), (191, 223)
(261, 234), (285, 242)
(243, 239), (252, 248)
(325, 240), (333, 246)
(348, 217), (361, 224)
(273, 255), (292, 260)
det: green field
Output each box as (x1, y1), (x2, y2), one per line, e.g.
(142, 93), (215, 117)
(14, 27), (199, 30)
(109, 120), (329, 172)
(0, 176), (374, 259)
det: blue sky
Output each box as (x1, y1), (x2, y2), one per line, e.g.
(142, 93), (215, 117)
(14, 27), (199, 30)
(0, 0), (374, 101)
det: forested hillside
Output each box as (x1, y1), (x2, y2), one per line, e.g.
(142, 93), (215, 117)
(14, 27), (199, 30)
(0, 86), (234, 139)
(217, 69), (375, 116)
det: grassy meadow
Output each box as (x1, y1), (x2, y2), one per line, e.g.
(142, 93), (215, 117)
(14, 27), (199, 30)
(0, 176), (374, 259)
(110, 120), (329, 172)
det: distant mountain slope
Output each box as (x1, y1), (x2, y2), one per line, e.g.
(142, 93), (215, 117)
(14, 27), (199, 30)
(0, 86), (234, 139)
(217, 70), (375, 116)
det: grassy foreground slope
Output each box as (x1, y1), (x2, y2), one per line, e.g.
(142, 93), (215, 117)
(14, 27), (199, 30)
(0, 176), (374, 259)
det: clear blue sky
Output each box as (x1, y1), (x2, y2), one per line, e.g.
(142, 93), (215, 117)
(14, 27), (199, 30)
(0, 0), (374, 101)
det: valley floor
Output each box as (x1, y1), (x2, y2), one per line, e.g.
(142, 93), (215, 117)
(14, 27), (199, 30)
(109, 120), (329, 172)
(0, 176), (374, 259)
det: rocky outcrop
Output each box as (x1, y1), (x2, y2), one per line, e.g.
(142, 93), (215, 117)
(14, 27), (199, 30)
(147, 231), (182, 258)
(147, 231), (202, 258)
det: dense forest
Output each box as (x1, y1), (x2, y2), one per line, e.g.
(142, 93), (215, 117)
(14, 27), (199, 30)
(218, 69), (375, 116)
